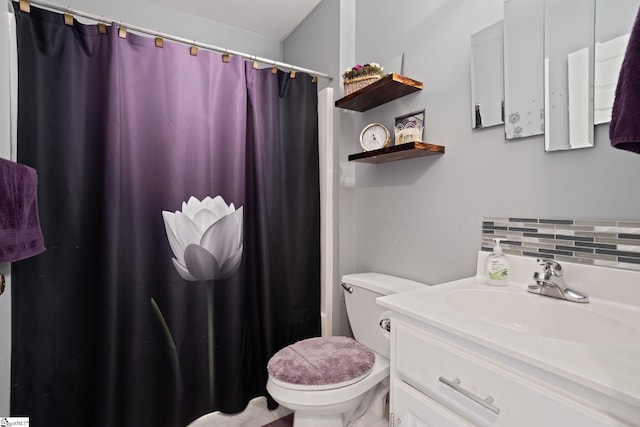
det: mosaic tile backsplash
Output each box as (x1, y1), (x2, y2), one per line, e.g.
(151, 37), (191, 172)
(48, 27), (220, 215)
(481, 217), (640, 272)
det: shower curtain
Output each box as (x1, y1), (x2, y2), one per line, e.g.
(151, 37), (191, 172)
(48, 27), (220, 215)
(10, 4), (320, 426)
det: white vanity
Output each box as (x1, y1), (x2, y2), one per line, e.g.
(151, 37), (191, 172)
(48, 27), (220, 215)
(378, 252), (640, 426)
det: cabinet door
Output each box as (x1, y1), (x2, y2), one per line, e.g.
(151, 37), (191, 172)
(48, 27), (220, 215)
(392, 378), (473, 427)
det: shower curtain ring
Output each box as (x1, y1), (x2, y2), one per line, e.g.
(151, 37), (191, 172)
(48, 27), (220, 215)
(222, 49), (230, 63)
(118, 21), (127, 39)
(64, 6), (74, 26)
(19, 0), (31, 13)
(98, 16), (107, 34)
(155, 31), (163, 48)
(271, 60), (278, 74)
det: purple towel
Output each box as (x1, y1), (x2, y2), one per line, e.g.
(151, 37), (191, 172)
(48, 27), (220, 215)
(610, 6), (640, 154)
(0, 158), (46, 263)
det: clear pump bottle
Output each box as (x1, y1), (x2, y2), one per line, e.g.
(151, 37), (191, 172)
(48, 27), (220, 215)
(485, 238), (510, 286)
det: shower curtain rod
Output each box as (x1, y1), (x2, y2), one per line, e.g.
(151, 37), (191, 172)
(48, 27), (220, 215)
(14, 0), (334, 81)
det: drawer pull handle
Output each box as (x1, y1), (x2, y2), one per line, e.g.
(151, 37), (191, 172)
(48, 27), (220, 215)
(438, 376), (500, 415)
(389, 412), (401, 426)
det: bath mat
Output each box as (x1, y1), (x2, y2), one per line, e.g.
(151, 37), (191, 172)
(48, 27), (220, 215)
(262, 413), (293, 427)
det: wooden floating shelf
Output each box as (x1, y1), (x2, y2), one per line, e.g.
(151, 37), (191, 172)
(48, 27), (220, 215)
(348, 142), (445, 164)
(335, 73), (423, 112)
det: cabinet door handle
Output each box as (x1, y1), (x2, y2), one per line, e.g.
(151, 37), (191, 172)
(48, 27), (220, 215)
(389, 412), (401, 426)
(438, 376), (500, 415)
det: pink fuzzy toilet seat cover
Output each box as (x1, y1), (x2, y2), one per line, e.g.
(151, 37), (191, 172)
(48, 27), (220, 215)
(267, 336), (375, 387)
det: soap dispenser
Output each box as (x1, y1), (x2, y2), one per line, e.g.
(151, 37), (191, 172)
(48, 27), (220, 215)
(485, 238), (510, 286)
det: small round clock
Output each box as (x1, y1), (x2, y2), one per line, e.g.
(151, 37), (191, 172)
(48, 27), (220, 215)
(360, 123), (390, 151)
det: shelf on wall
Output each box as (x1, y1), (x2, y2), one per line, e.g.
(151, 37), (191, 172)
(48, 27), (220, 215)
(335, 73), (423, 112)
(348, 142), (445, 164)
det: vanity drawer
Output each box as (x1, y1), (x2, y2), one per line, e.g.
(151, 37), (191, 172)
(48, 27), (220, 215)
(391, 378), (474, 427)
(394, 320), (624, 427)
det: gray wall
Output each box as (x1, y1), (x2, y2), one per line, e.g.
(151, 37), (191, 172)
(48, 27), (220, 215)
(62, 0), (281, 59)
(284, 0), (640, 293)
(351, 0), (640, 285)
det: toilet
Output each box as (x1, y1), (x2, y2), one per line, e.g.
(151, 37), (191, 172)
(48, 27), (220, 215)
(266, 272), (427, 427)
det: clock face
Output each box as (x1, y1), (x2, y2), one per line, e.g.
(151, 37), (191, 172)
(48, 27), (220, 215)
(360, 123), (389, 151)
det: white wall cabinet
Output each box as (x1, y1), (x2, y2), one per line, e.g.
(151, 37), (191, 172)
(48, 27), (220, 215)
(388, 315), (632, 427)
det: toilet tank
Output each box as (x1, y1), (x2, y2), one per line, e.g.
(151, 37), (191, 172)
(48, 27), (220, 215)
(341, 272), (428, 358)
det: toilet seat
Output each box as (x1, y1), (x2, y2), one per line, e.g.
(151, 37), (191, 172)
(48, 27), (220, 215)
(269, 369), (372, 391)
(267, 336), (375, 391)
(266, 352), (389, 408)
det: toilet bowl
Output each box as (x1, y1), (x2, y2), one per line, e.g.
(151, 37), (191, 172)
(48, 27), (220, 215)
(266, 273), (427, 427)
(267, 350), (388, 427)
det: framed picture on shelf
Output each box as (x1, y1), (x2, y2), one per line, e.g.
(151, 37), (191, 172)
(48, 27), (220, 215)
(394, 109), (425, 145)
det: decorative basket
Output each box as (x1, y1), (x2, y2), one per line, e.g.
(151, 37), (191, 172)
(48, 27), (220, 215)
(344, 74), (382, 96)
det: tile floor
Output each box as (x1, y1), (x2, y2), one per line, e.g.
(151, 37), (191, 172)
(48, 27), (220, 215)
(187, 396), (292, 427)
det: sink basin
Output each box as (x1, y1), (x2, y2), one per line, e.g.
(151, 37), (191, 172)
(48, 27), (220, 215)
(445, 288), (640, 345)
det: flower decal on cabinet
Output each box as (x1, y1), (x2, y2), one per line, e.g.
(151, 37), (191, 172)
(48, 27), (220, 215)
(162, 196), (243, 281)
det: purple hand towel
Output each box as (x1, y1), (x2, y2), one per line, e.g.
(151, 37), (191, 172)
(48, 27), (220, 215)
(0, 158), (46, 263)
(610, 5), (640, 154)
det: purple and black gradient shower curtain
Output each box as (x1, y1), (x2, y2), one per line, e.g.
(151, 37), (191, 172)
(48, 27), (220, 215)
(11, 4), (320, 426)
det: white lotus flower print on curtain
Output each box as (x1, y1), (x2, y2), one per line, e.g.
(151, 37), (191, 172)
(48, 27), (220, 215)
(161, 195), (243, 407)
(162, 195), (243, 281)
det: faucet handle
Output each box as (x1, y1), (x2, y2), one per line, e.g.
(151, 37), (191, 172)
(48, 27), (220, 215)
(536, 258), (563, 277)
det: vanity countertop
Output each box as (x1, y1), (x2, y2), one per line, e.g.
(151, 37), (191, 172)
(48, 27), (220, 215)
(377, 254), (640, 409)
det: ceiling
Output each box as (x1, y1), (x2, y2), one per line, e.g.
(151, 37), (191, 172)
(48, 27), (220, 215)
(148, 0), (323, 41)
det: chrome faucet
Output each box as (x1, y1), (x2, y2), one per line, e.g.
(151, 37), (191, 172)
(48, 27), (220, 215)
(527, 259), (589, 303)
